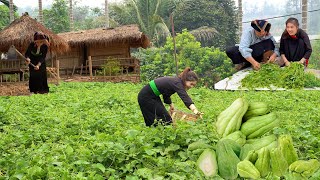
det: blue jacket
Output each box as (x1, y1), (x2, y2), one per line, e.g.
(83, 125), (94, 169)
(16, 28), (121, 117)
(239, 27), (279, 58)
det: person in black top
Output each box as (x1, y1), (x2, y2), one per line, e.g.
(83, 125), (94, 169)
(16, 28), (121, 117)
(25, 31), (50, 94)
(138, 67), (201, 126)
(273, 17), (312, 67)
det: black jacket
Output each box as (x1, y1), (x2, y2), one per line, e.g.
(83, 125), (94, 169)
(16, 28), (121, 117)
(154, 76), (194, 108)
(280, 29), (312, 61)
(25, 42), (48, 70)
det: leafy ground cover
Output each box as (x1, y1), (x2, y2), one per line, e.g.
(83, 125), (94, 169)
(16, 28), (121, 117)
(0, 82), (319, 179)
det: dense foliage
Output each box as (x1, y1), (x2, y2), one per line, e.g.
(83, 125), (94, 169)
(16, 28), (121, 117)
(0, 82), (319, 179)
(310, 40), (320, 69)
(241, 63), (320, 89)
(111, 0), (238, 48)
(0, 4), (18, 31)
(43, 0), (70, 33)
(0, 5), (10, 30)
(173, 0), (238, 49)
(135, 30), (234, 88)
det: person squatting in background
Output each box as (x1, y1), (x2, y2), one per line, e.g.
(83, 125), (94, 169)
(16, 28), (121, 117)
(226, 19), (279, 70)
(270, 17), (312, 67)
(25, 31), (50, 94)
(138, 67), (202, 127)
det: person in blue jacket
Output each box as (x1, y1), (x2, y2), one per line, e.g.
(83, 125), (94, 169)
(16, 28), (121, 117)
(226, 19), (279, 70)
(138, 67), (201, 126)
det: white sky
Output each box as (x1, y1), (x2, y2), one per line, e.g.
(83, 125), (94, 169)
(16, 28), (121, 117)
(10, 0), (123, 9)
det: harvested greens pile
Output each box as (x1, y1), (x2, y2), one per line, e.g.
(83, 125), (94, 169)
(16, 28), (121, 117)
(241, 63), (320, 89)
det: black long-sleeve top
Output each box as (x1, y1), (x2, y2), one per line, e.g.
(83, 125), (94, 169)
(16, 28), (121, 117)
(279, 29), (312, 61)
(25, 42), (48, 70)
(154, 76), (194, 108)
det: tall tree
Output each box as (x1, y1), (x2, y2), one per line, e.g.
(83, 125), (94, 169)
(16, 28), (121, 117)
(105, 0), (109, 28)
(0, 5), (10, 30)
(9, 0), (13, 22)
(173, 0), (238, 49)
(301, 0), (308, 32)
(238, 0), (242, 38)
(0, 0), (17, 10)
(0, 0), (17, 18)
(38, 0), (43, 23)
(69, 0), (74, 31)
(43, 0), (70, 33)
(0, 0), (18, 29)
(110, 0), (174, 46)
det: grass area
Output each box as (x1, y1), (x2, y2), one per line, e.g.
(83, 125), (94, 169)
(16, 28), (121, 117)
(0, 82), (319, 179)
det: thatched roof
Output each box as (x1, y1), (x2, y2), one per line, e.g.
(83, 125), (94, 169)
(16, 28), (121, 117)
(58, 25), (150, 49)
(0, 14), (69, 54)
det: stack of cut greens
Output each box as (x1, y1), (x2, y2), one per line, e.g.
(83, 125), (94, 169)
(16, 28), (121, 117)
(241, 63), (320, 89)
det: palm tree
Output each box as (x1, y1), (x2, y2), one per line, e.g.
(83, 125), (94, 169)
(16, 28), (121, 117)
(69, 0), (74, 31)
(0, 0), (17, 23)
(112, 0), (229, 47)
(0, 0), (17, 10)
(302, 0), (308, 32)
(238, 0), (242, 38)
(38, 0), (43, 23)
(105, 0), (109, 28)
(9, 0), (14, 22)
(111, 0), (172, 46)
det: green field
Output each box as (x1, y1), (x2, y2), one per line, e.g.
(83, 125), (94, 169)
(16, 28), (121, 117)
(0, 82), (319, 179)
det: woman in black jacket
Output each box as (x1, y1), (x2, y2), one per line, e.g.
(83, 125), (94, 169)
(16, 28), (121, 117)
(278, 17), (312, 67)
(138, 67), (201, 126)
(25, 32), (50, 94)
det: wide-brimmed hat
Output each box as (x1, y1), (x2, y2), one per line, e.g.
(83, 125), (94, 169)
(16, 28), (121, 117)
(251, 20), (271, 32)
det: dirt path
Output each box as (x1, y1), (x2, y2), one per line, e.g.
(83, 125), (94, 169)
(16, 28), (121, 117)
(1, 70), (319, 96)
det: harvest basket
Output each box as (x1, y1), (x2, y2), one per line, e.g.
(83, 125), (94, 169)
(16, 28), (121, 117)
(170, 109), (198, 122)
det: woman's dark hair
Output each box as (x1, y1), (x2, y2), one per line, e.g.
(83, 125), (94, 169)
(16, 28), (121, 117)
(281, 17), (300, 39)
(178, 67), (198, 86)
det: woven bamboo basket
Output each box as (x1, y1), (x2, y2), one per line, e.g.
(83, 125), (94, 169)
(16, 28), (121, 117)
(170, 109), (198, 123)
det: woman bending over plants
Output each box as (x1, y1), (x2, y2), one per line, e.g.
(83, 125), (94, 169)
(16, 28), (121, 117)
(138, 67), (202, 126)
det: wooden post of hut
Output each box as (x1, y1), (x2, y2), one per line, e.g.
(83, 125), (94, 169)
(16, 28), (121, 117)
(56, 55), (60, 84)
(88, 56), (93, 80)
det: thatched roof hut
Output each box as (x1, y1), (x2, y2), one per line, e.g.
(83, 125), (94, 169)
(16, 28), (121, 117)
(0, 13), (69, 54)
(58, 24), (150, 49)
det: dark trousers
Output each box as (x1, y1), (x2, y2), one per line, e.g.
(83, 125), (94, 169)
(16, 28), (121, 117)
(138, 85), (172, 126)
(226, 39), (275, 64)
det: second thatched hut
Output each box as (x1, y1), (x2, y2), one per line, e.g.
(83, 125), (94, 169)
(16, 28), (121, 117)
(58, 24), (150, 80)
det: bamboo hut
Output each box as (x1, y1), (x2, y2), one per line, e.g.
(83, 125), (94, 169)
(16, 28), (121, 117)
(58, 24), (150, 81)
(0, 13), (69, 82)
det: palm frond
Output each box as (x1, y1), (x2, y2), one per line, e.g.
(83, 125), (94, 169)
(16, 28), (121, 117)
(130, 0), (147, 33)
(189, 26), (221, 42)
